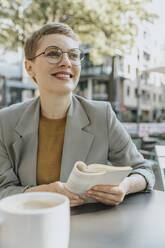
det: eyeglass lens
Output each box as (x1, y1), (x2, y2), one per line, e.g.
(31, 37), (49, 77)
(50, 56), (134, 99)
(44, 47), (83, 65)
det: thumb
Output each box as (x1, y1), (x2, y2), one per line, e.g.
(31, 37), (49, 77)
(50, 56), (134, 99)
(63, 183), (80, 200)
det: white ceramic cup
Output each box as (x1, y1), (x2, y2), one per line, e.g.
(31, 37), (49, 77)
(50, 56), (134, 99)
(0, 192), (70, 248)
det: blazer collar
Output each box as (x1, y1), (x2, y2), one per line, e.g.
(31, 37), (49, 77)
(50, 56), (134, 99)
(14, 96), (40, 136)
(67, 94), (90, 129)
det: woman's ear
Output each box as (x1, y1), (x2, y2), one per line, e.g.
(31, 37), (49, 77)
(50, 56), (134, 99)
(25, 60), (36, 78)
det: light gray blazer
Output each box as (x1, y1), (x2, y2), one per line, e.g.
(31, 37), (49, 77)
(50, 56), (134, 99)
(0, 95), (155, 199)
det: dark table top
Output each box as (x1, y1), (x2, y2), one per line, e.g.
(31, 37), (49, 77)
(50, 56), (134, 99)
(70, 190), (165, 248)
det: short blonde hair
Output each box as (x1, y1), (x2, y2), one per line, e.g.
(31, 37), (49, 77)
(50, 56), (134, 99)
(24, 22), (79, 59)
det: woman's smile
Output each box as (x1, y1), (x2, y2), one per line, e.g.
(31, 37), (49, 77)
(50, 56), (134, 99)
(51, 71), (73, 81)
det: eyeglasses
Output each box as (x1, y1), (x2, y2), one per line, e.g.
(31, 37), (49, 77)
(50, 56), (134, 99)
(28, 46), (84, 66)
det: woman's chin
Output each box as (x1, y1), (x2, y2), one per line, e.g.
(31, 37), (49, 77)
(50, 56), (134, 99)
(50, 85), (76, 95)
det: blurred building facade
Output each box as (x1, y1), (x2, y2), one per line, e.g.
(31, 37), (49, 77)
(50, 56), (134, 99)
(77, 21), (165, 122)
(0, 49), (37, 108)
(120, 21), (165, 122)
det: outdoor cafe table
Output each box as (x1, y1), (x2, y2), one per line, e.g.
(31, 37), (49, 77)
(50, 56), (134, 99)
(70, 190), (165, 248)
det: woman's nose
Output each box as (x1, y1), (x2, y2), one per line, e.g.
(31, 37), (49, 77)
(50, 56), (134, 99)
(58, 53), (72, 67)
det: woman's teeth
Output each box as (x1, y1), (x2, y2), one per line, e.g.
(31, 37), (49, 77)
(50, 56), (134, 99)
(54, 73), (71, 78)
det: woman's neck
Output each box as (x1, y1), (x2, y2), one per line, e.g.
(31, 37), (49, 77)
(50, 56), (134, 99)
(40, 92), (72, 119)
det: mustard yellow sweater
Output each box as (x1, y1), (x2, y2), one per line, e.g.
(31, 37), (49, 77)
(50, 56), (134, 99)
(37, 115), (66, 185)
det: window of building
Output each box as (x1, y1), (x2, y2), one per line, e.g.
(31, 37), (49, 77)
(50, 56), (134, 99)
(143, 31), (147, 39)
(141, 72), (149, 83)
(137, 49), (140, 61)
(136, 68), (139, 77)
(128, 65), (130, 74)
(153, 93), (156, 101)
(127, 86), (130, 96)
(141, 90), (146, 96)
(159, 95), (162, 102)
(143, 51), (150, 61)
(119, 56), (124, 71)
(135, 88), (138, 98)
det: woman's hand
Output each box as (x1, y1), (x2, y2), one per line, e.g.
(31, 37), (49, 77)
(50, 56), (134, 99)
(85, 174), (147, 206)
(25, 181), (84, 207)
(85, 178), (130, 206)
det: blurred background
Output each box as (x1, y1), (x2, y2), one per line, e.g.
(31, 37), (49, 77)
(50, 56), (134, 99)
(1, 0), (165, 138)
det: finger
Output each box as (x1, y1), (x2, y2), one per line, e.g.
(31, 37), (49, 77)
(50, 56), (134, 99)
(90, 185), (120, 194)
(64, 191), (81, 200)
(86, 190), (120, 202)
(93, 196), (119, 206)
(70, 199), (84, 207)
(63, 185), (81, 200)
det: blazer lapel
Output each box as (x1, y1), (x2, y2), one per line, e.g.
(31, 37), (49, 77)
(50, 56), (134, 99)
(60, 96), (94, 182)
(12, 97), (40, 186)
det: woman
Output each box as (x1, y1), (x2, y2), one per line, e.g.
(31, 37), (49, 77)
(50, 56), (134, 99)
(0, 23), (155, 207)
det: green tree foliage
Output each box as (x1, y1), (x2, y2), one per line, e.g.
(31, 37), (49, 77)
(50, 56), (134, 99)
(0, 0), (157, 64)
(0, 0), (24, 49)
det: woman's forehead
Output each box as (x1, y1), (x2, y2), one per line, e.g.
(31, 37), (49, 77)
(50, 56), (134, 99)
(37, 33), (79, 52)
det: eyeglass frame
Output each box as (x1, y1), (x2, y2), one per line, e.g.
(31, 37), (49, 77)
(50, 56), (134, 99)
(27, 45), (85, 66)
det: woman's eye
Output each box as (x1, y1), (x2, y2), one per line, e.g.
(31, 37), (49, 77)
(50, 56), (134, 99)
(47, 51), (61, 57)
(70, 52), (79, 59)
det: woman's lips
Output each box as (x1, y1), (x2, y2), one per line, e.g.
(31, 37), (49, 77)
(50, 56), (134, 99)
(51, 72), (73, 80)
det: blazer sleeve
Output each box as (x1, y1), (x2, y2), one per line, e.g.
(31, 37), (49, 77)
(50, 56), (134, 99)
(0, 138), (29, 199)
(106, 103), (155, 191)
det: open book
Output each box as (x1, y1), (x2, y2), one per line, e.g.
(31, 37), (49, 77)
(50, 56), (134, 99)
(65, 161), (132, 203)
